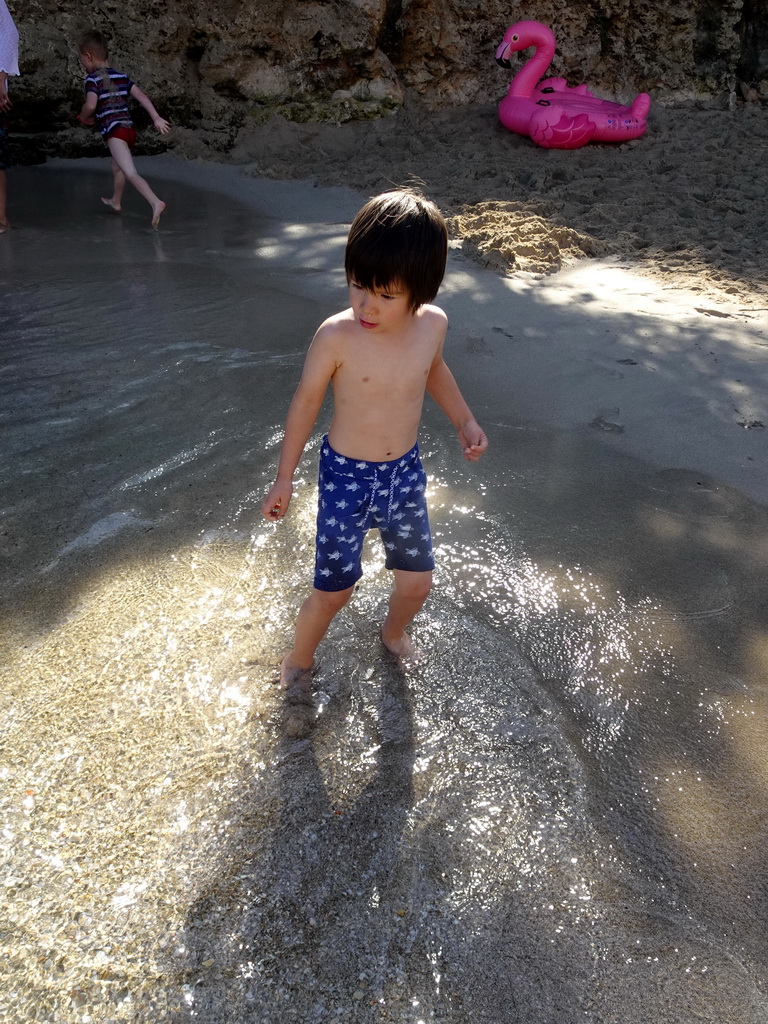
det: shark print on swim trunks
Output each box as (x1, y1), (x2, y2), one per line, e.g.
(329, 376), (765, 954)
(313, 435), (434, 591)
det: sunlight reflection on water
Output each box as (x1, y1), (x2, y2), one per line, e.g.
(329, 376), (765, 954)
(2, 167), (768, 1023)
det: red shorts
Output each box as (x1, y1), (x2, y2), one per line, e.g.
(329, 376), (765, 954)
(106, 125), (137, 149)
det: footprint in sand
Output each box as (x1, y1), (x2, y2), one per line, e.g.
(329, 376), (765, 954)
(590, 408), (624, 433)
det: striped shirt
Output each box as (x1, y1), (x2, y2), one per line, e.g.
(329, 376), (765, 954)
(84, 67), (135, 137)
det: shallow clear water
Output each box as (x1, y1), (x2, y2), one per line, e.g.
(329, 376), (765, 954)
(1, 163), (768, 1023)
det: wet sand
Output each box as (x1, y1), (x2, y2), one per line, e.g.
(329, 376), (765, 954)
(1, 159), (768, 1022)
(174, 100), (768, 311)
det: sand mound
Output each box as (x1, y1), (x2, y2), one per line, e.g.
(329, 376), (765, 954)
(448, 201), (612, 274)
(207, 97), (768, 308)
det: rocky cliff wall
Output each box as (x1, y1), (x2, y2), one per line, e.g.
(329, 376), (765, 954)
(6, 0), (768, 153)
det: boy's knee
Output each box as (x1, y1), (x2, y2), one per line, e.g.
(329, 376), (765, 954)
(397, 572), (432, 603)
(312, 585), (353, 614)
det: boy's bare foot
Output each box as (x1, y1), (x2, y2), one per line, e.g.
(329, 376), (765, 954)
(284, 703), (315, 739)
(380, 628), (425, 669)
(101, 198), (121, 213)
(279, 654), (313, 690)
(0, 221), (8, 234)
(280, 655), (315, 739)
(151, 201), (166, 229)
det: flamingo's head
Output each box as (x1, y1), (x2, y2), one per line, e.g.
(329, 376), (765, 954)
(495, 37), (517, 69)
(495, 20), (555, 68)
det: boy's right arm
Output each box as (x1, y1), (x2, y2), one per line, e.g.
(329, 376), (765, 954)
(76, 89), (97, 125)
(261, 325), (339, 521)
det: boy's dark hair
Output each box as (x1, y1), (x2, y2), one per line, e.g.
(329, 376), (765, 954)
(78, 30), (109, 60)
(345, 190), (448, 312)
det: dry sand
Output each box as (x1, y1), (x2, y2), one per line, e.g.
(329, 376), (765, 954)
(170, 98), (768, 310)
(4, 104), (768, 1022)
(128, 95), (768, 503)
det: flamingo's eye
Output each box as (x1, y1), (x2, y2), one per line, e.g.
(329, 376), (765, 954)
(512, 34), (519, 42)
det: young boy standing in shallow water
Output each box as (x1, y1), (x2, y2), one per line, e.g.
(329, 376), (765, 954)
(262, 190), (488, 688)
(76, 30), (170, 228)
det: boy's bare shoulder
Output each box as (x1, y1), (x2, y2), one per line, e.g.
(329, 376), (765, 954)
(418, 303), (448, 330)
(307, 308), (356, 355)
(420, 302), (447, 319)
(317, 307), (356, 331)
(312, 308), (356, 343)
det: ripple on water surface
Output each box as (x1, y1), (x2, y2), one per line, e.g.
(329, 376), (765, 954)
(2, 168), (768, 1023)
(4, 439), (767, 1022)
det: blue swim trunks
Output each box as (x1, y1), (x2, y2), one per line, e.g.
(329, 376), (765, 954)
(314, 436), (435, 592)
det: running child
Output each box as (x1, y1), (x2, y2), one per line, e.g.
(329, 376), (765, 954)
(261, 189), (488, 688)
(76, 30), (170, 228)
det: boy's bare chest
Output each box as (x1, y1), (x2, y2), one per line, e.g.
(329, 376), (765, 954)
(335, 338), (434, 396)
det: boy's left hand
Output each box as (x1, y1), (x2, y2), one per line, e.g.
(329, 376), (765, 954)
(459, 420), (488, 461)
(153, 117), (171, 135)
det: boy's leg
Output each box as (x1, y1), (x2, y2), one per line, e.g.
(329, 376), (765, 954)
(106, 136), (166, 227)
(281, 584), (355, 687)
(102, 157), (126, 212)
(381, 569), (432, 662)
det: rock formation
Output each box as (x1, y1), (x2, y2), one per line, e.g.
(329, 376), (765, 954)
(5, 0), (768, 155)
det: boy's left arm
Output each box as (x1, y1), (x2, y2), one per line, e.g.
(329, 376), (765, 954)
(130, 84), (170, 134)
(427, 344), (488, 462)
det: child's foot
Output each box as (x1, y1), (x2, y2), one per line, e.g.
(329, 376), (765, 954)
(0, 220), (9, 233)
(284, 701), (315, 739)
(280, 655), (315, 738)
(279, 654), (313, 691)
(380, 628), (425, 670)
(151, 201), (166, 229)
(101, 197), (121, 213)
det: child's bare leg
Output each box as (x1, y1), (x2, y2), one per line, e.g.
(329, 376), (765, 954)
(381, 569), (432, 664)
(106, 137), (166, 227)
(281, 585), (354, 688)
(0, 169), (8, 232)
(101, 158), (126, 212)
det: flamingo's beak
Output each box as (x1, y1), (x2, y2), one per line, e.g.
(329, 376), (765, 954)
(495, 42), (512, 68)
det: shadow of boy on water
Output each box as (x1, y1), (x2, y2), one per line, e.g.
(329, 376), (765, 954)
(175, 650), (419, 1021)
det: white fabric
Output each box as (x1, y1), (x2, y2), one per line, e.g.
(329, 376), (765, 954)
(0, 0), (20, 77)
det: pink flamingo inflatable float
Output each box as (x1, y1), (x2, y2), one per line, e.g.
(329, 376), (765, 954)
(495, 20), (651, 149)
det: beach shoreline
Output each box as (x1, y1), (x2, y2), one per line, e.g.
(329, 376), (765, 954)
(3, 149), (768, 1024)
(38, 147), (768, 504)
(158, 99), (768, 309)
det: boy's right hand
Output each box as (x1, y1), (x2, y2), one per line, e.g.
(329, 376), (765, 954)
(261, 480), (293, 520)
